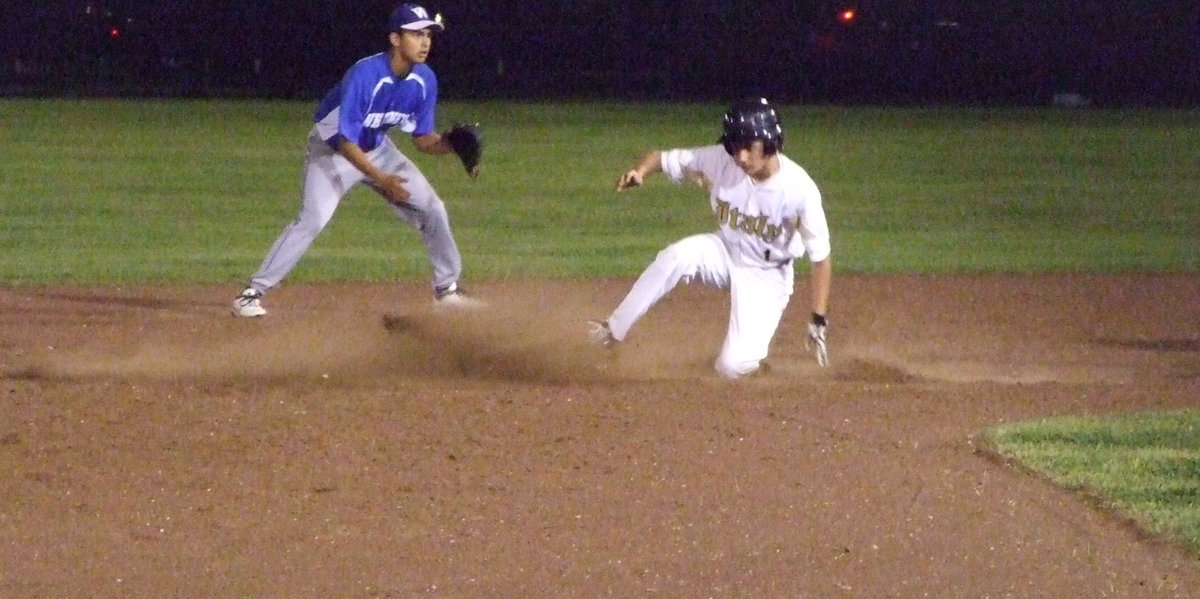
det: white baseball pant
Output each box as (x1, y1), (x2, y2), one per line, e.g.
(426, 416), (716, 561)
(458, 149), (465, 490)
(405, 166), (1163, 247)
(606, 232), (793, 378)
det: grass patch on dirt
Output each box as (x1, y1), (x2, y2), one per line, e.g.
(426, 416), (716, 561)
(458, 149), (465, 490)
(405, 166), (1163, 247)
(982, 410), (1200, 556)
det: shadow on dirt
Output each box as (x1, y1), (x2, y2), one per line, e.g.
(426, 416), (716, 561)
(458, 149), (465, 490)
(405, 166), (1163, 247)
(1094, 338), (1200, 353)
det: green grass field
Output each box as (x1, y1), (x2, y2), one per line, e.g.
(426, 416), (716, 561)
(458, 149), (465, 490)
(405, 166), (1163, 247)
(1, 100), (1196, 284)
(1, 99), (1197, 554)
(983, 410), (1200, 557)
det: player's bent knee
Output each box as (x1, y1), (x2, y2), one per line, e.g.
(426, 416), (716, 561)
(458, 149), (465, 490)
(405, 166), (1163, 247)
(655, 244), (685, 264)
(714, 355), (761, 379)
(296, 205), (337, 233)
(410, 196), (448, 221)
(654, 242), (703, 274)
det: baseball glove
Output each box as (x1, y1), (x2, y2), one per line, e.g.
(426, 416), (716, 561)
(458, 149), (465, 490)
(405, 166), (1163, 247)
(443, 123), (483, 179)
(806, 313), (829, 367)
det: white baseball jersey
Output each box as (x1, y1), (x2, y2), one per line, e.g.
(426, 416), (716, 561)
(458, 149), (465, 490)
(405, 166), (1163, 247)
(661, 144), (830, 268)
(603, 143), (831, 378)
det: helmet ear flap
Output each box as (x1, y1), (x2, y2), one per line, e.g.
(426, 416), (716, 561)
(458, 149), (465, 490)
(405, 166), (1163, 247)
(764, 136), (782, 155)
(720, 135), (735, 155)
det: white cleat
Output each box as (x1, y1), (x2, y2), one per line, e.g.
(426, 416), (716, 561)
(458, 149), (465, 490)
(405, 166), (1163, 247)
(433, 282), (485, 309)
(231, 287), (267, 317)
(587, 319), (616, 348)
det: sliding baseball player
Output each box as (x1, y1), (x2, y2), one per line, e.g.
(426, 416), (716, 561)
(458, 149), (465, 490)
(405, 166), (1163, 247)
(590, 97), (832, 377)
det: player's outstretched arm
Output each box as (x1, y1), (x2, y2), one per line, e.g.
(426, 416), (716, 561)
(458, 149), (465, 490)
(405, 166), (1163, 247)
(806, 257), (833, 367)
(412, 126), (483, 181)
(412, 132), (452, 156)
(616, 150), (663, 192)
(809, 257), (831, 318)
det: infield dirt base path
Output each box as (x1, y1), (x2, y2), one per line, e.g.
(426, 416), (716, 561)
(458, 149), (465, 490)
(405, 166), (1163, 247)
(1, 275), (1198, 598)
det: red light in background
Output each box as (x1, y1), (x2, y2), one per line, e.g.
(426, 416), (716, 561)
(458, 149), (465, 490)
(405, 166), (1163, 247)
(839, 9), (856, 23)
(109, 28), (120, 37)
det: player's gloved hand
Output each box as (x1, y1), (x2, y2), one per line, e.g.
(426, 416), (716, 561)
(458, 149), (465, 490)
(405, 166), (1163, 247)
(806, 313), (829, 367)
(443, 123), (483, 180)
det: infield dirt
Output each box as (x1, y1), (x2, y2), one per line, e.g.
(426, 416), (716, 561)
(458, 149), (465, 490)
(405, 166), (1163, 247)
(1, 275), (1198, 597)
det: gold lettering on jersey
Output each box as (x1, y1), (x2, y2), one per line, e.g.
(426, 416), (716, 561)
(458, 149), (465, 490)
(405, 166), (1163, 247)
(714, 199), (785, 243)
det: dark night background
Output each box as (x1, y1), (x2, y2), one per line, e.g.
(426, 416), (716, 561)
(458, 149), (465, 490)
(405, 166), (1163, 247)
(3, 1), (1198, 106)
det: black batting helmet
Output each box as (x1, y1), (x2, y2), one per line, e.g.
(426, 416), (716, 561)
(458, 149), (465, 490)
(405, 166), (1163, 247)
(719, 97), (783, 156)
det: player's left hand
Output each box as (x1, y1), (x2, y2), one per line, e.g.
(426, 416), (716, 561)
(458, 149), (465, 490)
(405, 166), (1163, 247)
(616, 169), (643, 191)
(443, 123), (483, 180)
(806, 313), (829, 367)
(379, 175), (411, 206)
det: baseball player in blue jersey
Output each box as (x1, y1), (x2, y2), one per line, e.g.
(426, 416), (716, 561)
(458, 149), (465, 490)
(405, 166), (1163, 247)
(233, 3), (482, 317)
(590, 98), (833, 377)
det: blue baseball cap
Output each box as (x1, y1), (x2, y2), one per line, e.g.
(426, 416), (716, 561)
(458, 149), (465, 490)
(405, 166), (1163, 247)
(390, 3), (444, 32)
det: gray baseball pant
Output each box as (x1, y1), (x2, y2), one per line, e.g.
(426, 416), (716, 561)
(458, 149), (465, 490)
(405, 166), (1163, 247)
(247, 128), (462, 294)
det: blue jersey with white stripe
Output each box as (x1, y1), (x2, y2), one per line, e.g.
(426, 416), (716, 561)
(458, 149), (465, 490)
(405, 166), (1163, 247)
(313, 53), (438, 152)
